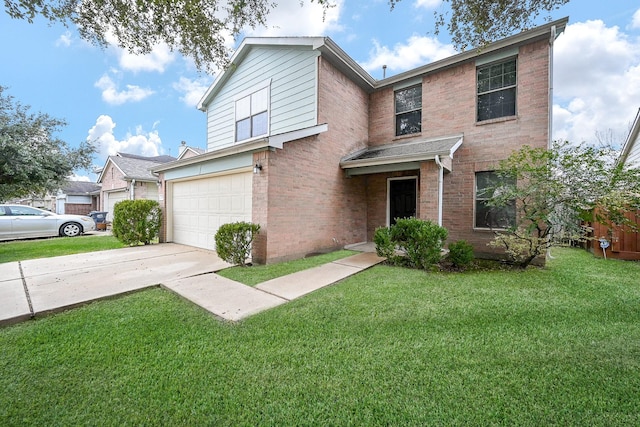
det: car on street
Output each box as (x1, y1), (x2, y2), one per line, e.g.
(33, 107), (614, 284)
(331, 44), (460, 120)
(0, 204), (96, 241)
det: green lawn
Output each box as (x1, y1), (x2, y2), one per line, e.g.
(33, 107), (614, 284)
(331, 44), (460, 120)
(0, 235), (125, 263)
(217, 249), (356, 285)
(1, 248), (639, 425)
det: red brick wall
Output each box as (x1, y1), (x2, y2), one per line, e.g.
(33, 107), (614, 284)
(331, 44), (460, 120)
(255, 57), (370, 263)
(64, 203), (94, 215)
(368, 39), (551, 256)
(99, 162), (127, 211)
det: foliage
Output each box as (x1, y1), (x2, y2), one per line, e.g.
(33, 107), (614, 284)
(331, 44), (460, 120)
(373, 226), (395, 260)
(111, 199), (161, 246)
(487, 229), (548, 266)
(0, 86), (95, 202)
(428, 0), (569, 50)
(447, 240), (474, 268)
(5, 0), (567, 74)
(486, 141), (640, 268)
(214, 221), (260, 266)
(375, 218), (448, 270)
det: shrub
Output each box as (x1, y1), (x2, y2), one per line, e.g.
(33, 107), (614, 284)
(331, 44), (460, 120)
(487, 229), (547, 268)
(214, 222), (260, 266)
(447, 240), (474, 268)
(373, 226), (395, 259)
(112, 199), (161, 246)
(374, 218), (448, 270)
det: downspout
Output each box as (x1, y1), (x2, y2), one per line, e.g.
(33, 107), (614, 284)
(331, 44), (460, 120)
(434, 155), (444, 227)
(548, 25), (557, 149)
(130, 179), (135, 200)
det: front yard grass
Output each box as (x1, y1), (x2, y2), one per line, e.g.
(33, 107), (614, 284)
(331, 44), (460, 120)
(0, 235), (125, 263)
(1, 248), (639, 425)
(217, 249), (356, 285)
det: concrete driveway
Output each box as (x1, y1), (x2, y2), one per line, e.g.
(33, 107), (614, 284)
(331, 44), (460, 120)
(1, 244), (233, 325)
(1, 244), (385, 326)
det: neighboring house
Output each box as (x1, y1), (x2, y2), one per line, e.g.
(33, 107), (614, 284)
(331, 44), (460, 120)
(177, 141), (206, 160)
(52, 181), (101, 215)
(591, 108), (640, 260)
(97, 153), (175, 221)
(153, 18), (568, 264)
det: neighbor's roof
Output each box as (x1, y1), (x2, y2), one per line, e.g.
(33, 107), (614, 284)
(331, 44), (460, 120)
(198, 17), (568, 110)
(97, 152), (176, 183)
(340, 135), (463, 175)
(60, 181), (101, 195)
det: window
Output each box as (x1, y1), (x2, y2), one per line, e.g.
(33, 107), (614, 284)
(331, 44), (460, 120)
(235, 86), (268, 142)
(477, 58), (516, 121)
(475, 171), (516, 229)
(395, 85), (422, 136)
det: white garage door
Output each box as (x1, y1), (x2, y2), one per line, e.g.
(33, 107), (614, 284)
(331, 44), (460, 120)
(171, 171), (252, 251)
(106, 190), (129, 222)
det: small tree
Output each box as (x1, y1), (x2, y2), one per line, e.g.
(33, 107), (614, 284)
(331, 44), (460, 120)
(112, 199), (162, 246)
(486, 141), (640, 268)
(214, 222), (260, 266)
(0, 86), (95, 201)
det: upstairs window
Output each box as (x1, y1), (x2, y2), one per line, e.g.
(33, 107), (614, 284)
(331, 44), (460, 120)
(475, 171), (516, 229)
(477, 58), (517, 121)
(235, 86), (269, 142)
(395, 85), (422, 136)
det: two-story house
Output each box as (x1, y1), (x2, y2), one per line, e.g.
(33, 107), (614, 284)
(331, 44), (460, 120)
(153, 18), (568, 264)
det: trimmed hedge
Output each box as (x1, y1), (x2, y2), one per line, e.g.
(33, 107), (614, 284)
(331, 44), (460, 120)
(112, 199), (161, 246)
(214, 221), (260, 266)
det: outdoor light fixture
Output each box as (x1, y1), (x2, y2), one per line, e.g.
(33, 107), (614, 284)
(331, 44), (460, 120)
(253, 163), (263, 174)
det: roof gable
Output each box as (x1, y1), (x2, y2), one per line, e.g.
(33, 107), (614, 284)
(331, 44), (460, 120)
(198, 17), (568, 109)
(620, 108), (640, 169)
(96, 152), (176, 183)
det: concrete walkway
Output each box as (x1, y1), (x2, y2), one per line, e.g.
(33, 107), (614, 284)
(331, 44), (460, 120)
(0, 244), (384, 326)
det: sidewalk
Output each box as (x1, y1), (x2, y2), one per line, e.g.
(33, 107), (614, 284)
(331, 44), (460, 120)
(0, 245), (385, 326)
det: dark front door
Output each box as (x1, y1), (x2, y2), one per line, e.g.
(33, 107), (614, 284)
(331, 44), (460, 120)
(389, 178), (417, 225)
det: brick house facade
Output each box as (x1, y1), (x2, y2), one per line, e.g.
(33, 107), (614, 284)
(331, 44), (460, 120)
(154, 18), (568, 263)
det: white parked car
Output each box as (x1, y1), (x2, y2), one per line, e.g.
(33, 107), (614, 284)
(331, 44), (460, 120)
(0, 204), (96, 241)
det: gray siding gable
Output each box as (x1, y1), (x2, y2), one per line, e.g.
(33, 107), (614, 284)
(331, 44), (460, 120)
(204, 45), (320, 151)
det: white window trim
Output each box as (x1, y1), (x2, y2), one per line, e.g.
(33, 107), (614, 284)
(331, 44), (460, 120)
(476, 57), (518, 123)
(234, 79), (272, 144)
(473, 170), (514, 231)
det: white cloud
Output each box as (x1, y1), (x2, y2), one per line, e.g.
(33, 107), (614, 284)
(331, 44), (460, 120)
(87, 115), (163, 158)
(104, 32), (176, 73)
(56, 31), (72, 47)
(67, 173), (91, 182)
(173, 76), (213, 107)
(360, 34), (456, 75)
(245, 0), (344, 37)
(94, 74), (154, 105)
(632, 8), (640, 29)
(553, 20), (640, 145)
(414, 0), (442, 9)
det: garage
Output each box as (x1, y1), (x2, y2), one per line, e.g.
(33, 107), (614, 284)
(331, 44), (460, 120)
(170, 171), (253, 251)
(105, 190), (129, 222)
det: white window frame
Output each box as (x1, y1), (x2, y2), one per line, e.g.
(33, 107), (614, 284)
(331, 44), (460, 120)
(234, 79), (271, 143)
(473, 171), (516, 230)
(476, 57), (517, 122)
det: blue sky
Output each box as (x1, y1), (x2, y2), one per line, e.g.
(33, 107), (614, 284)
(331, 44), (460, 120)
(1, 0), (640, 181)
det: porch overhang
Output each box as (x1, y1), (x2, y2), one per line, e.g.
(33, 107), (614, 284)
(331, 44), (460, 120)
(340, 134), (463, 176)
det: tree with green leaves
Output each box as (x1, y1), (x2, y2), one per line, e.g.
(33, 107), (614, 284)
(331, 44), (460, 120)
(4, 0), (569, 74)
(0, 86), (96, 202)
(486, 141), (640, 268)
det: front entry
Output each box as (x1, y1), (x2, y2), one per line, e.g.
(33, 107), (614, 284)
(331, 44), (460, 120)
(388, 177), (417, 225)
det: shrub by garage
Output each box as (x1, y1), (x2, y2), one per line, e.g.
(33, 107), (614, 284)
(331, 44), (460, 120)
(112, 199), (162, 246)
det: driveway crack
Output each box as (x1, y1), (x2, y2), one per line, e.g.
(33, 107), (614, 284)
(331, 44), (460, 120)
(18, 261), (34, 318)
